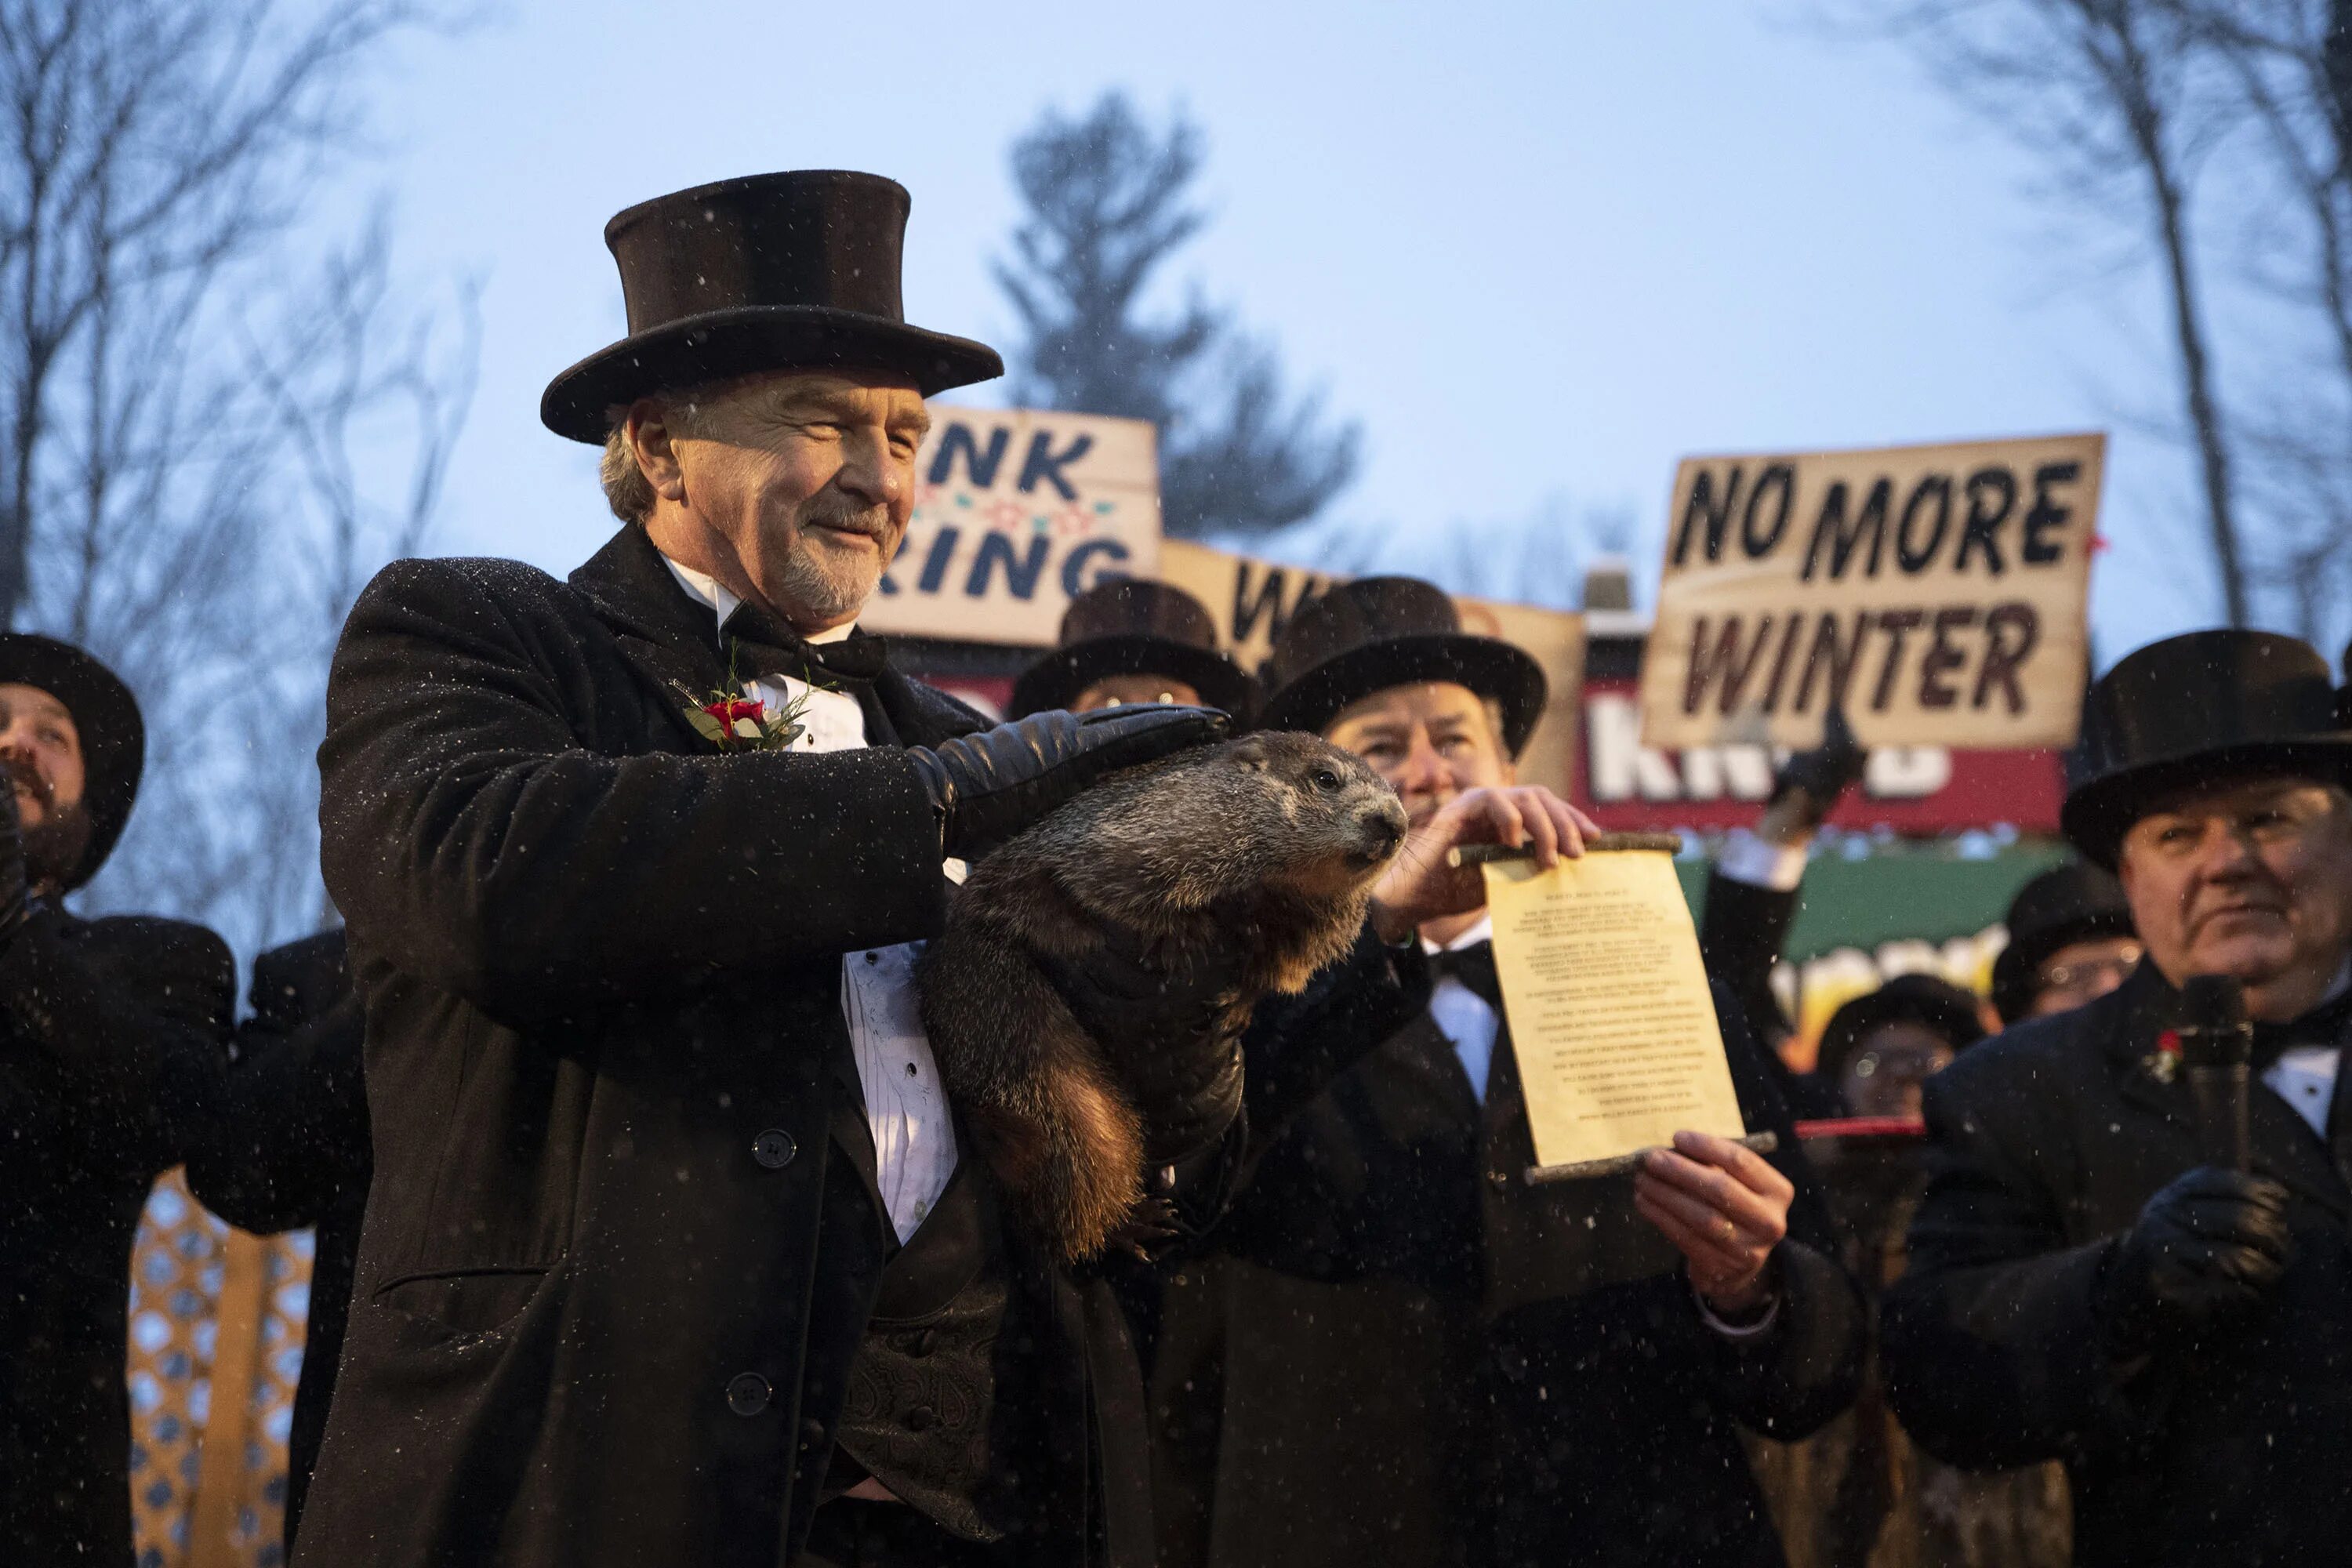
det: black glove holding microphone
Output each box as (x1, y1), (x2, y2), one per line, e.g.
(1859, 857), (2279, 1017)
(906, 702), (1229, 862)
(2093, 1166), (2296, 1360)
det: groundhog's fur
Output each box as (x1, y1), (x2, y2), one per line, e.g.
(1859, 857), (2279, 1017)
(916, 732), (1409, 1263)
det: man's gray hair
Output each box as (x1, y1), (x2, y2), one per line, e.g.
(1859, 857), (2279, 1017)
(597, 391), (717, 525)
(600, 424), (656, 525)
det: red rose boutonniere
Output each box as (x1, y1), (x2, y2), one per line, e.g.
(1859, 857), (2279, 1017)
(673, 682), (813, 751)
(2144, 1029), (2183, 1085)
(672, 643), (817, 752)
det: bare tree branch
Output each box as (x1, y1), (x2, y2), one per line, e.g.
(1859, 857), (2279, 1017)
(1820, 0), (2252, 624)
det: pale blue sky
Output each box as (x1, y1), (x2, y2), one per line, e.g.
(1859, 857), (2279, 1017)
(365, 0), (2205, 657)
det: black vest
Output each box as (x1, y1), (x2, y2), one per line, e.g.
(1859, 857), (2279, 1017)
(832, 1154), (1018, 1542)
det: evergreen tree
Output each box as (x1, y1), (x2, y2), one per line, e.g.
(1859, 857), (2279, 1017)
(994, 93), (1360, 540)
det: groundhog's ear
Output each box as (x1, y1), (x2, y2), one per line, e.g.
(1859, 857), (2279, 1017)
(1230, 735), (1272, 771)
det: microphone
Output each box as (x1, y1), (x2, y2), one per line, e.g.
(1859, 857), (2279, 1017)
(2177, 974), (2252, 1173)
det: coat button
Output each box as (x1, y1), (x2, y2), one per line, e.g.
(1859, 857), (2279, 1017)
(752, 1129), (797, 1169)
(902, 1405), (938, 1432)
(726, 1372), (772, 1416)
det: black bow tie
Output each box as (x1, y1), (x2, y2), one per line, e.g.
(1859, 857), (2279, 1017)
(1430, 939), (1502, 1012)
(2252, 985), (2352, 1066)
(717, 599), (891, 688)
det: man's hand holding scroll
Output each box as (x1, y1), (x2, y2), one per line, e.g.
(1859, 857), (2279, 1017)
(1368, 784), (1597, 942)
(1635, 1130), (1797, 1318)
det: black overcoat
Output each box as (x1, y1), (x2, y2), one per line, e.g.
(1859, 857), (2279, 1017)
(1151, 978), (1865, 1568)
(184, 927), (366, 1554)
(296, 526), (1160, 1568)
(0, 907), (234, 1566)
(1882, 962), (2352, 1567)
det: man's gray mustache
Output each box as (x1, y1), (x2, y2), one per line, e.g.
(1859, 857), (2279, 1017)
(806, 509), (895, 541)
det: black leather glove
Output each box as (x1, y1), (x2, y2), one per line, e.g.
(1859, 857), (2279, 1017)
(907, 703), (1228, 860)
(1039, 931), (1247, 1167)
(0, 768), (30, 948)
(1770, 706), (1868, 829)
(2093, 1166), (2296, 1359)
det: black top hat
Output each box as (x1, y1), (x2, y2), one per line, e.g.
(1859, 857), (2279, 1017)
(2061, 630), (2352, 871)
(0, 634), (143, 890)
(1009, 581), (1255, 720)
(1816, 973), (1988, 1087)
(541, 171), (1003, 443)
(1258, 576), (1547, 755)
(1990, 860), (2136, 1025)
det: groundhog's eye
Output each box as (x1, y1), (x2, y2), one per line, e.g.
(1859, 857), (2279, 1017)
(1310, 767), (1342, 792)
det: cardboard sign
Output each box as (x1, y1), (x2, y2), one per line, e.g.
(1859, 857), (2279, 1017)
(861, 408), (1160, 645)
(1641, 434), (2102, 751)
(1158, 539), (1587, 795)
(1156, 538), (1337, 674)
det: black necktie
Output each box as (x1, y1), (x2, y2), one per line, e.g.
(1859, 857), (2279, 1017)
(1430, 940), (1502, 1012)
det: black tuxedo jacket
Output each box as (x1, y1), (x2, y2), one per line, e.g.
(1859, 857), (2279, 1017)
(298, 526), (1157, 1568)
(184, 927), (366, 1554)
(1884, 961), (2352, 1567)
(0, 907), (234, 1566)
(1152, 971), (1865, 1568)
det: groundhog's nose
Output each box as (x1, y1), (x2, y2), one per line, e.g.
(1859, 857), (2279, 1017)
(1356, 801), (1407, 861)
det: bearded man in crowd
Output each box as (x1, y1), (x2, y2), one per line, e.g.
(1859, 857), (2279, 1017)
(0, 634), (235, 1566)
(1886, 630), (2352, 1566)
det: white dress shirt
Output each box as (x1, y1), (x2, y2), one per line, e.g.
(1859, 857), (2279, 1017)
(662, 555), (958, 1243)
(2260, 962), (2350, 1140)
(1424, 915), (1500, 1104)
(1714, 828), (1809, 893)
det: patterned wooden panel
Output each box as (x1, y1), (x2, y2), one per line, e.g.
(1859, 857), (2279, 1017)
(125, 1170), (313, 1568)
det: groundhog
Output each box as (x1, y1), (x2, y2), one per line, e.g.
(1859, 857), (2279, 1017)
(916, 731), (1409, 1263)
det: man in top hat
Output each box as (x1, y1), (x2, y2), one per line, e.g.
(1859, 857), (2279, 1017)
(1149, 577), (1864, 1568)
(0, 634), (235, 1565)
(1010, 579), (1254, 720)
(1988, 859), (2141, 1026)
(293, 171), (1472, 1568)
(1884, 630), (2352, 1566)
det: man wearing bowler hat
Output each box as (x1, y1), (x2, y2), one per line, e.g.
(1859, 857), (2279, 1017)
(1010, 579), (1254, 720)
(1148, 577), (1864, 1568)
(0, 634), (235, 1565)
(291, 171), (1370, 1568)
(1885, 630), (2352, 1566)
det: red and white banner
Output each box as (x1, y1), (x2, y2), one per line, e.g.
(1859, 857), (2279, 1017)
(1576, 675), (2063, 833)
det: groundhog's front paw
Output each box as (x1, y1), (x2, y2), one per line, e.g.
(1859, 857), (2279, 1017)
(1102, 1193), (1183, 1261)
